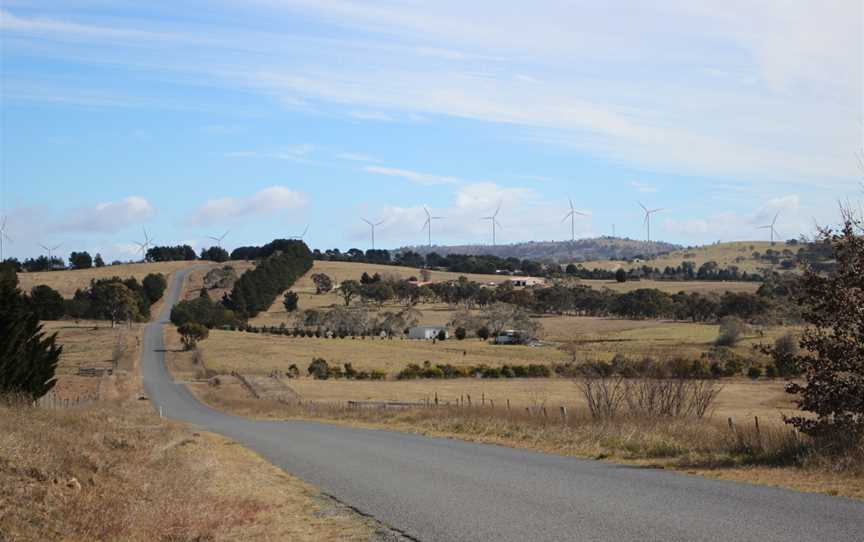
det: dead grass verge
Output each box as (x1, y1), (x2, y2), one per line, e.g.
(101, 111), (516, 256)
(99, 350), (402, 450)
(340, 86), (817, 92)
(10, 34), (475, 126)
(0, 400), (375, 541)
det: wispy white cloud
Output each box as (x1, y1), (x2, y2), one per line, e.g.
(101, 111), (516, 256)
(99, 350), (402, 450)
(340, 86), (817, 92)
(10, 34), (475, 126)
(225, 144), (316, 162)
(363, 166), (461, 185)
(349, 110), (396, 122)
(630, 181), (658, 194)
(190, 186), (308, 226)
(336, 152), (381, 163)
(60, 196), (154, 233)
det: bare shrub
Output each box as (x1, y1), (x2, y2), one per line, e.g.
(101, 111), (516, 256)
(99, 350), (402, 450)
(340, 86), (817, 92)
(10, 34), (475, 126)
(715, 316), (745, 346)
(578, 364), (626, 418)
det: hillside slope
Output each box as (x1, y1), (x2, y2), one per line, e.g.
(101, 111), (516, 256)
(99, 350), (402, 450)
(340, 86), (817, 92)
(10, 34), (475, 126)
(399, 237), (680, 263)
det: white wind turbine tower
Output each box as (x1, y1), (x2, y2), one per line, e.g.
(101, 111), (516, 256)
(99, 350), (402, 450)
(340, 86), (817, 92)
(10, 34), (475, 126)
(639, 202), (664, 243)
(562, 198), (586, 242)
(0, 216), (11, 261)
(39, 243), (62, 267)
(362, 218), (384, 250)
(759, 212), (781, 245)
(208, 230), (229, 248)
(134, 228), (154, 262)
(482, 202), (503, 246)
(422, 206), (445, 247)
(290, 225), (309, 240)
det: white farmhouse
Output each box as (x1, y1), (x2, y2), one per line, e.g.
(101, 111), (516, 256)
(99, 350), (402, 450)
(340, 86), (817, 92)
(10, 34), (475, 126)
(408, 325), (448, 340)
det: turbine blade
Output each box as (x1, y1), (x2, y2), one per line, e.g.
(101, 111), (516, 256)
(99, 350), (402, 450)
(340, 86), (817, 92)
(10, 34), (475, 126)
(638, 201), (648, 213)
(375, 220), (385, 226)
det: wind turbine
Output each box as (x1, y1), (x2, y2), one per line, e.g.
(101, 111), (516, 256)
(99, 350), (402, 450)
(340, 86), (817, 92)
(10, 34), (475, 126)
(759, 212), (781, 245)
(39, 243), (62, 268)
(639, 202), (664, 243)
(290, 225), (309, 241)
(422, 206), (445, 247)
(134, 228), (154, 262)
(0, 217), (11, 261)
(208, 230), (229, 248)
(362, 218), (384, 250)
(562, 198), (586, 242)
(482, 202), (503, 246)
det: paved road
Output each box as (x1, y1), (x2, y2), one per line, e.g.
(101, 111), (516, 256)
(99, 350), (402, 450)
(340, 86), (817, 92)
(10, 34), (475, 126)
(143, 267), (864, 542)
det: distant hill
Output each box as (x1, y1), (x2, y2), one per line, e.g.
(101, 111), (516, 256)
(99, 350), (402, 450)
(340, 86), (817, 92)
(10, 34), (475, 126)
(398, 237), (681, 263)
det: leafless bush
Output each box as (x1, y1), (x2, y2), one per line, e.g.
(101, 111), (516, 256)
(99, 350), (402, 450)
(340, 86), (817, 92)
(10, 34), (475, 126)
(579, 372), (627, 418)
(624, 378), (722, 418)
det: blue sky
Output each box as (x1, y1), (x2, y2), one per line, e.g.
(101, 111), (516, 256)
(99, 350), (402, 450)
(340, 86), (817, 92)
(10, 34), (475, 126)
(1, 1), (861, 261)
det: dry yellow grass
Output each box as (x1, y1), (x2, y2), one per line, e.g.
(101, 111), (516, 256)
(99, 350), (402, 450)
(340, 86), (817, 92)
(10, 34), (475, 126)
(18, 260), (198, 297)
(578, 278), (761, 294)
(0, 401), (375, 541)
(39, 321), (141, 402)
(580, 241), (797, 274)
(195, 329), (570, 374)
(286, 377), (798, 421)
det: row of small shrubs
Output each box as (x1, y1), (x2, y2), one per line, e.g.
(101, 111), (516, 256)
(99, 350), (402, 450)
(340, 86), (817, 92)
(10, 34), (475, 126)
(226, 324), (400, 339)
(554, 351), (782, 380)
(396, 361), (552, 380)
(306, 359), (386, 381)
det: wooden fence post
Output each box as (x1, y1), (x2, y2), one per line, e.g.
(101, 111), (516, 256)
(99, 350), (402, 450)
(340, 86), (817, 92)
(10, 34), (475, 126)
(481, 392), (485, 406)
(467, 394), (472, 407)
(560, 406), (568, 422)
(506, 398), (511, 410)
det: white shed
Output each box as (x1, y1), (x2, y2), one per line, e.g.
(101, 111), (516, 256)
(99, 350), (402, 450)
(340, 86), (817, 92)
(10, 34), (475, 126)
(408, 326), (448, 340)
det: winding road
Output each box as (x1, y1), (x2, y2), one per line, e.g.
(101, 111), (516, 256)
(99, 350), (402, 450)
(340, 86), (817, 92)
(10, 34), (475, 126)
(142, 267), (864, 542)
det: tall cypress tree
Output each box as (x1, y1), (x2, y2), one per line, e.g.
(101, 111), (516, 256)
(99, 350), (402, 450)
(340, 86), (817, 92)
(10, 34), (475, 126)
(0, 264), (62, 399)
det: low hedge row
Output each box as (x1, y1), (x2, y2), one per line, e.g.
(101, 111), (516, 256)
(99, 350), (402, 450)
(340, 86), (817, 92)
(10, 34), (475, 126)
(396, 362), (552, 380)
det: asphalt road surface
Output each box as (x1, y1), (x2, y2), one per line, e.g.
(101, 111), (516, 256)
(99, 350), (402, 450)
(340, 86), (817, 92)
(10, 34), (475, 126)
(142, 267), (864, 542)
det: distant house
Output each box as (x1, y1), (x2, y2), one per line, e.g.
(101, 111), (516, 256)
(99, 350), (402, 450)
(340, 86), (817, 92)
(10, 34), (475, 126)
(508, 276), (545, 287)
(408, 325), (448, 340)
(494, 329), (530, 345)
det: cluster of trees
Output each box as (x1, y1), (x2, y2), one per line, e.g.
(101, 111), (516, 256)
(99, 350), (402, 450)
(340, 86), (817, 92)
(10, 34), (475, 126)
(200, 246), (229, 262)
(170, 292), (237, 329)
(24, 273), (167, 326)
(223, 241), (313, 319)
(63, 274), (167, 326)
(146, 245), (197, 262)
(0, 264), (62, 399)
(229, 239), (310, 261)
(315, 268), (788, 326)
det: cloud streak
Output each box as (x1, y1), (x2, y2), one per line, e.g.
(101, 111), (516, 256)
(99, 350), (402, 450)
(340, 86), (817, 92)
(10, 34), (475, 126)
(363, 166), (461, 186)
(190, 186), (308, 226)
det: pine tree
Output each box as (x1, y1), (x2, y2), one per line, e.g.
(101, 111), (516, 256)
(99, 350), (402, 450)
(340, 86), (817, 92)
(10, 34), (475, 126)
(0, 264), (62, 399)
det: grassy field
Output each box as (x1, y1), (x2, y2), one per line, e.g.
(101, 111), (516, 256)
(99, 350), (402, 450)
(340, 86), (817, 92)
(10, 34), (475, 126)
(191, 328), (571, 374)
(39, 320), (142, 402)
(204, 315), (788, 376)
(579, 240), (797, 274)
(287, 377), (798, 420)
(578, 278), (761, 294)
(18, 260), (198, 297)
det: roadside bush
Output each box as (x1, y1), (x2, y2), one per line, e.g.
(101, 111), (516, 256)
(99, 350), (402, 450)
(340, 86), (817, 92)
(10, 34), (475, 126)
(455, 327), (466, 340)
(436, 329), (447, 341)
(772, 332), (801, 376)
(307, 358), (330, 380)
(715, 316), (746, 346)
(178, 322), (209, 350)
(765, 364), (778, 378)
(747, 366), (762, 379)
(477, 326), (490, 340)
(287, 364), (300, 378)
(142, 273), (167, 304)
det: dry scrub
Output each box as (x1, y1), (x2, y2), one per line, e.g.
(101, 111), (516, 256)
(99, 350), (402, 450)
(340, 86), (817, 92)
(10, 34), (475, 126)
(0, 400), (376, 541)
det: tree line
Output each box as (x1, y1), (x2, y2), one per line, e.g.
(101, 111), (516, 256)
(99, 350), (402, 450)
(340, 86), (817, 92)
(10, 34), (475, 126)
(26, 273), (167, 326)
